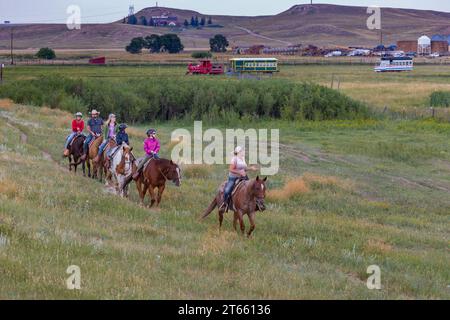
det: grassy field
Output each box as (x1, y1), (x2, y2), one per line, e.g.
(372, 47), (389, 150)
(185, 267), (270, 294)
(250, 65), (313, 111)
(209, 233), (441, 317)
(2, 64), (450, 111)
(0, 99), (449, 299)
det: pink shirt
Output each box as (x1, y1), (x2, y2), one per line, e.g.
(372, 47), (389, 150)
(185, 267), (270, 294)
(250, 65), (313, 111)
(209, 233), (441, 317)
(144, 137), (160, 156)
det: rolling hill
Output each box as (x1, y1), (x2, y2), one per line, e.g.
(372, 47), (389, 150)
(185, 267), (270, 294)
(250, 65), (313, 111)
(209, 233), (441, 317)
(1, 3), (450, 50)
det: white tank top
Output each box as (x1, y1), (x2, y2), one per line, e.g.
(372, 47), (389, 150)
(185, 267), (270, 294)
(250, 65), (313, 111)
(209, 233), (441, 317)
(230, 156), (247, 178)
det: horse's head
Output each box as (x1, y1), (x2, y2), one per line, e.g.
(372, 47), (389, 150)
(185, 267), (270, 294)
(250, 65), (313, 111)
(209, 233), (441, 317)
(122, 144), (133, 162)
(166, 160), (182, 187)
(252, 176), (268, 211)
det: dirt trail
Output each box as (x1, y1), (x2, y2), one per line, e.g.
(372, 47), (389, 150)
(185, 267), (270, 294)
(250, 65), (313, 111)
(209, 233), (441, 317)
(235, 26), (292, 46)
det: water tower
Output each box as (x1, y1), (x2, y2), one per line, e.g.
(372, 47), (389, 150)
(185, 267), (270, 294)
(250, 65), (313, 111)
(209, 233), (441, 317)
(418, 35), (431, 55)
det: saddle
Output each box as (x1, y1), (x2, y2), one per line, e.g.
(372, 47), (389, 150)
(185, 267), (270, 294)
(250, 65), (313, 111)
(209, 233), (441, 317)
(231, 178), (247, 196)
(88, 136), (102, 150)
(69, 134), (84, 148)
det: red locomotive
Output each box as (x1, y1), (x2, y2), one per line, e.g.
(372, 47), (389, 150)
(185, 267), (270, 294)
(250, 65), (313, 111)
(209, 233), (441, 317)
(187, 60), (224, 75)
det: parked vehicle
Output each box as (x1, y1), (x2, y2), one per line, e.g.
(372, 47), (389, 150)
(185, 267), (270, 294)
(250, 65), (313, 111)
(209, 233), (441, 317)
(187, 60), (224, 75)
(374, 56), (414, 72)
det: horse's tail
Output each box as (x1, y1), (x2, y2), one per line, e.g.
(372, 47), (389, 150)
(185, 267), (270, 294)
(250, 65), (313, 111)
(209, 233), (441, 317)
(201, 197), (218, 220)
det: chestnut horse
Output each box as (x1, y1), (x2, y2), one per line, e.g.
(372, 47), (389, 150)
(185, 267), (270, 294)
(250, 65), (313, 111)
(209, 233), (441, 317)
(86, 135), (103, 179)
(67, 134), (86, 175)
(130, 158), (181, 208)
(201, 176), (267, 238)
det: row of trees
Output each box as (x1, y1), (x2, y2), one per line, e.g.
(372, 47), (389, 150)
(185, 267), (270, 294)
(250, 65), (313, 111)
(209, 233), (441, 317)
(126, 15), (214, 27)
(126, 34), (184, 54)
(183, 16), (213, 27)
(125, 34), (229, 54)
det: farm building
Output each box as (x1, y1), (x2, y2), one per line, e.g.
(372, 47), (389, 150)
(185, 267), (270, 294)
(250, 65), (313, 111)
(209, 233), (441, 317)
(431, 41), (449, 54)
(151, 14), (178, 26)
(397, 41), (417, 53)
(229, 58), (278, 74)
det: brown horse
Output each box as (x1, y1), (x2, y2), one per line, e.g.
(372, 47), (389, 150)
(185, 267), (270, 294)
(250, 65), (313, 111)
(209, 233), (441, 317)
(201, 176), (267, 238)
(130, 158), (181, 208)
(97, 139), (117, 185)
(85, 136), (103, 179)
(67, 134), (86, 175)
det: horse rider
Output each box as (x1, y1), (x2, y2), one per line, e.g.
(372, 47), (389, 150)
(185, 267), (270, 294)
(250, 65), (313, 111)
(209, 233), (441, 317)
(95, 113), (117, 163)
(220, 146), (258, 211)
(132, 128), (160, 180)
(81, 109), (104, 161)
(63, 112), (85, 157)
(105, 124), (130, 167)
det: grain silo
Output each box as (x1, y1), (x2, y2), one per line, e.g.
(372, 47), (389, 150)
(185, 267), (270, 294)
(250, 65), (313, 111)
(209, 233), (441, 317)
(418, 35), (431, 55)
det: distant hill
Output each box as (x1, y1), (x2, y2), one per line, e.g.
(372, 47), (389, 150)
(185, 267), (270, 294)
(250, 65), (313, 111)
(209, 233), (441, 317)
(1, 4), (450, 50)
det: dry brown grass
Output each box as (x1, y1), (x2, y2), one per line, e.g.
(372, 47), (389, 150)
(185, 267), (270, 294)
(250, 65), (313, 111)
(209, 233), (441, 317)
(268, 173), (353, 201)
(267, 177), (310, 201)
(126, 127), (147, 139)
(364, 239), (393, 254)
(0, 99), (14, 111)
(182, 164), (214, 179)
(0, 178), (21, 200)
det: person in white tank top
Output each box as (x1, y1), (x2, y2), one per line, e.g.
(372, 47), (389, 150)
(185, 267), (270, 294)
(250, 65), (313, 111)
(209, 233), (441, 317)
(221, 146), (258, 210)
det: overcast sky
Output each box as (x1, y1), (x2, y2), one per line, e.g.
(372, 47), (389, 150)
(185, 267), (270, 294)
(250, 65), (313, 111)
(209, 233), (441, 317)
(1, 0), (449, 23)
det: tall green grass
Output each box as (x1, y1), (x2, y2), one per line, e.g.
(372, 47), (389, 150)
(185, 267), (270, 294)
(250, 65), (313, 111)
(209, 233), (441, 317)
(430, 91), (450, 107)
(0, 76), (369, 123)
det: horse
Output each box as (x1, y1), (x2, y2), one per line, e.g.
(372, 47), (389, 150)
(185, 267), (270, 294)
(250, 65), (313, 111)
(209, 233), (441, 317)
(85, 135), (103, 180)
(97, 138), (118, 184)
(201, 176), (267, 238)
(108, 143), (134, 197)
(129, 158), (181, 208)
(67, 134), (86, 175)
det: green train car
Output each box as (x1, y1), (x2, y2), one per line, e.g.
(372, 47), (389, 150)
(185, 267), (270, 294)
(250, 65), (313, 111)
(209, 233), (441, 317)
(229, 58), (279, 74)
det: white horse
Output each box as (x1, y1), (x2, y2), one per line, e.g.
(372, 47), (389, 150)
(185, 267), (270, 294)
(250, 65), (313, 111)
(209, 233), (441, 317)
(108, 143), (134, 197)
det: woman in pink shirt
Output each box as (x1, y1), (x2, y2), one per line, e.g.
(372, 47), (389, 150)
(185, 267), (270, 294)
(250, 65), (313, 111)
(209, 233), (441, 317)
(133, 128), (160, 179)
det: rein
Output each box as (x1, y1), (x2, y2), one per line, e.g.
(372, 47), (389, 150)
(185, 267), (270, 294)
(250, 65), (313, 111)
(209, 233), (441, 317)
(159, 167), (169, 181)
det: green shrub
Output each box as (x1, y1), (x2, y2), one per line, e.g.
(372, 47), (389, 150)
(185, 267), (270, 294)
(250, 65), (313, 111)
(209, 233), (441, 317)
(191, 52), (212, 59)
(0, 76), (369, 124)
(430, 91), (450, 107)
(36, 48), (56, 60)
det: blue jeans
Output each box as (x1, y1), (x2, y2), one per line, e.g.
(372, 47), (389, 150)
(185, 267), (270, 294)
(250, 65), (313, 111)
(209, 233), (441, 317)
(83, 134), (95, 153)
(64, 132), (77, 149)
(224, 176), (238, 202)
(98, 139), (110, 156)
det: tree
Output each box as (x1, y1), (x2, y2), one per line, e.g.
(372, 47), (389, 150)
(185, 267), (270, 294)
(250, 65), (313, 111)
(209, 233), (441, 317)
(200, 17), (206, 26)
(190, 16), (195, 27)
(207, 17), (212, 25)
(140, 16), (148, 26)
(149, 17), (155, 26)
(127, 15), (138, 25)
(160, 34), (184, 54)
(184, 19), (189, 27)
(191, 51), (212, 59)
(145, 34), (162, 53)
(194, 16), (199, 27)
(36, 47), (56, 60)
(209, 34), (229, 52)
(126, 37), (145, 54)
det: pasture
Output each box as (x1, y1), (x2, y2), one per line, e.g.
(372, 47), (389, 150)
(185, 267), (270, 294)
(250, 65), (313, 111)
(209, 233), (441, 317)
(0, 97), (449, 299)
(1, 63), (450, 111)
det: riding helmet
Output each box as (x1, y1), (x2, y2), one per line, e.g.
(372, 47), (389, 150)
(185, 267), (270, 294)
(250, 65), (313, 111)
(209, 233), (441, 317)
(75, 112), (83, 117)
(147, 129), (157, 136)
(119, 123), (128, 130)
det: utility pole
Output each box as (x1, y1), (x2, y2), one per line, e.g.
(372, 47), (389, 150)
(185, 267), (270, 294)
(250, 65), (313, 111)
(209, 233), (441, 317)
(4, 21), (14, 65)
(10, 26), (14, 65)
